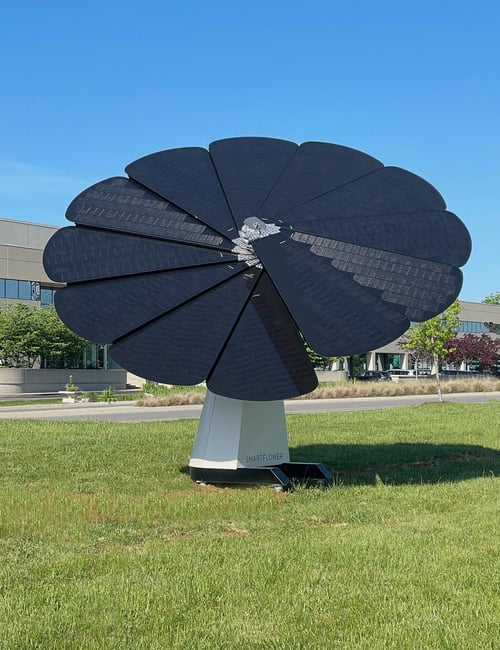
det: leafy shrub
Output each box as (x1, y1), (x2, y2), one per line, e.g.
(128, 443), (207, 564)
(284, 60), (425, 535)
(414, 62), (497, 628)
(65, 374), (79, 392)
(82, 391), (98, 402)
(136, 383), (206, 406)
(100, 386), (116, 403)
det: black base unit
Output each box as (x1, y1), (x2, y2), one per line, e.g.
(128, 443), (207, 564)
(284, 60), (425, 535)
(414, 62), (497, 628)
(189, 462), (333, 490)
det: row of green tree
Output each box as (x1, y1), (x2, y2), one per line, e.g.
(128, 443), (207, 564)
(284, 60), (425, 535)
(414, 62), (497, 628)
(0, 303), (87, 368)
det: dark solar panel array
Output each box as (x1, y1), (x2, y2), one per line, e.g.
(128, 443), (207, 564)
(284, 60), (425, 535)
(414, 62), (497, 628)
(43, 138), (471, 401)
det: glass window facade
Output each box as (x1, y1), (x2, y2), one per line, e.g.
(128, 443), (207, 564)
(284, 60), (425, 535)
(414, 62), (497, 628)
(457, 320), (492, 334)
(0, 278), (44, 302)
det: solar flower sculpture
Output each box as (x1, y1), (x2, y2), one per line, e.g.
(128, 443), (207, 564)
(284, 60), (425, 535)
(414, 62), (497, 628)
(43, 138), (471, 487)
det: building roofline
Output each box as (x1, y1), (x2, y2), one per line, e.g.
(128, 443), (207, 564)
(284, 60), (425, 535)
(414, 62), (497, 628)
(0, 216), (60, 230)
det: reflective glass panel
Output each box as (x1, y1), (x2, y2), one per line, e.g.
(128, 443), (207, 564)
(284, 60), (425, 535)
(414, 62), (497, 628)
(6, 280), (18, 299)
(18, 281), (31, 300)
(41, 288), (55, 307)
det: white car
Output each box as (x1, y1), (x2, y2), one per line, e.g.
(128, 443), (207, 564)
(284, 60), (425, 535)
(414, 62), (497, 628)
(388, 369), (415, 381)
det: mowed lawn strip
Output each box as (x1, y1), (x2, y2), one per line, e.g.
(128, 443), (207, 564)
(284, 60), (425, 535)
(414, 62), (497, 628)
(0, 402), (499, 649)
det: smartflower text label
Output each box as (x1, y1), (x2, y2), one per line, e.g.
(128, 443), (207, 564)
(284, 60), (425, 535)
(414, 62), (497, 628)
(244, 452), (285, 465)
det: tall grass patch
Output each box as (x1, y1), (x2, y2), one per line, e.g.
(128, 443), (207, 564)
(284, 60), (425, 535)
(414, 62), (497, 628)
(134, 378), (500, 406)
(1, 402), (499, 649)
(305, 377), (500, 399)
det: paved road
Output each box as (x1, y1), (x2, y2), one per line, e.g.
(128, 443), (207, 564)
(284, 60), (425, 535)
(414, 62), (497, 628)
(0, 391), (498, 422)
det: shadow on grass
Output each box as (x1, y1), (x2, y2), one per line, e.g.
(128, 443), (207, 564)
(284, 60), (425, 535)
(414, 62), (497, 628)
(290, 443), (500, 485)
(180, 443), (499, 487)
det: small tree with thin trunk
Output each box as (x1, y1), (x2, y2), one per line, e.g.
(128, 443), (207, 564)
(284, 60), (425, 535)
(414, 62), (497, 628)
(400, 301), (460, 402)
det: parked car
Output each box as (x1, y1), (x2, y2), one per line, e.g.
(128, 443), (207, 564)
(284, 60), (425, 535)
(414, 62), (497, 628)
(388, 369), (414, 378)
(388, 369), (416, 381)
(354, 370), (392, 381)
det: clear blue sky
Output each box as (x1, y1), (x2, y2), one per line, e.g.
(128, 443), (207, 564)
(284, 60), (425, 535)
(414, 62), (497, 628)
(1, 0), (498, 302)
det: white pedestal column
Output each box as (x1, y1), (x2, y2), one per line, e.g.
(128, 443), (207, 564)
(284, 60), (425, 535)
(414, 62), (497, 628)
(189, 390), (290, 470)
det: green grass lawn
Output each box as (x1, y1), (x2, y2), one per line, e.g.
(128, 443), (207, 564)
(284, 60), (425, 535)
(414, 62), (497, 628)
(1, 402), (499, 649)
